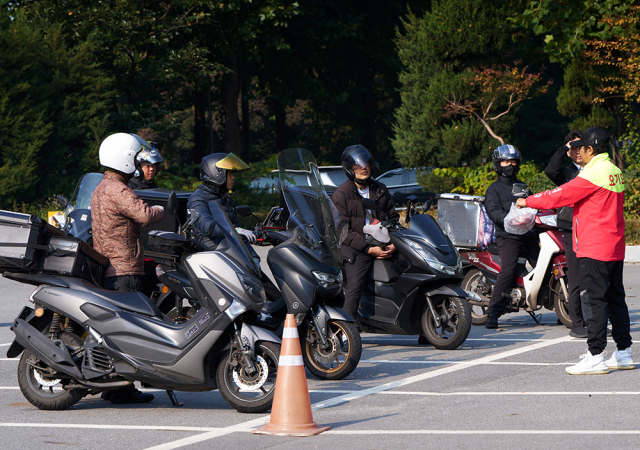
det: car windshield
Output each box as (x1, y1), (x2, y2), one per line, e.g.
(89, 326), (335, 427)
(277, 149), (346, 269)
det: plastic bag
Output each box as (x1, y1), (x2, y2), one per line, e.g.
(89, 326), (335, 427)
(503, 203), (538, 235)
(478, 203), (495, 247)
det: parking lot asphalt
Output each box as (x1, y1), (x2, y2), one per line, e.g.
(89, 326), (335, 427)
(2, 255), (640, 450)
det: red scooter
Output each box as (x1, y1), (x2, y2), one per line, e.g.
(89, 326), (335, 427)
(457, 208), (572, 326)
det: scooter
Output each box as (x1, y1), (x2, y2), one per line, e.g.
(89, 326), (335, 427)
(447, 185), (571, 326)
(5, 194), (282, 413)
(347, 198), (474, 350)
(157, 149), (362, 381)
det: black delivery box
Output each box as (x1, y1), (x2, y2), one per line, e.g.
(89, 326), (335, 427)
(40, 236), (109, 284)
(0, 210), (64, 272)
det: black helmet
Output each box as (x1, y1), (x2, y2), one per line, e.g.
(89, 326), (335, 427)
(341, 145), (379, 183)
(492, 144), (521, 178)
(133, 144), (164, 179)
(199, 153), (250, 188)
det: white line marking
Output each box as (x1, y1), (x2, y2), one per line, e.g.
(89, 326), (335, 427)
(0, 423), (221, 432)
(325, 430), (640, 435)
(0, 343), (10, 347)
(143, 335), (572, 450)
(359, 359), (571, 366)
(379, 391), (640, 396)
(310, 336), (572, 411)
(0, 359), (18, 361)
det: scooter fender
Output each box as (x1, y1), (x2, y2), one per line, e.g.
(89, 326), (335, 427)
(311, 304), (355, 341)
(424, 284), (470, 299)
(223, 323), (282, 353)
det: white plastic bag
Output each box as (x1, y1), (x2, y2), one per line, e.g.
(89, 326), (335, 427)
(503, 203), (538, 235)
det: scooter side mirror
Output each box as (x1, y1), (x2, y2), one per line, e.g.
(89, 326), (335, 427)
(512, 183), (529, 198)
(57, 195), (69, 209)
(166, 191), (178, 216)
(236, 205), (253, 218)
(423, 199), (433, 211)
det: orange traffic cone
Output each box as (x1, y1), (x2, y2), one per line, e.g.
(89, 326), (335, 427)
(252, 314), (330, 437)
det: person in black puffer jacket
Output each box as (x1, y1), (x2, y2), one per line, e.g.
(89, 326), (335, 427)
(484, 145), (540, 329)
(331, 145), (399, 320)
(188, 153), (281, 302)
(544, 130), (589, 338)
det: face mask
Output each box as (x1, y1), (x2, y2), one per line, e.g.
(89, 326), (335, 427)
(501, 164), (518, 178)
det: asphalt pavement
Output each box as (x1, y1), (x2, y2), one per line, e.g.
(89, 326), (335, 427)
(2, 255), (640, 450)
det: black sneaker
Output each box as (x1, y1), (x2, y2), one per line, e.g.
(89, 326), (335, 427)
(109, 386), (154, 404)
(569, 327), (588, 339)
(101, 391), (113, 401)
(485, 314), (499, 329)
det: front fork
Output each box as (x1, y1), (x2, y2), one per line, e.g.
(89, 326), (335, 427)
(233, 322), (256, 374)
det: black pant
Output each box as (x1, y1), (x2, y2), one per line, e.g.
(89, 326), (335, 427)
(579, 258), (631, 355)
(487, 236), (539, 316)
(342, 250), (374, 318)
(564, 231), (592, 330)
(103, 275), (144, 292)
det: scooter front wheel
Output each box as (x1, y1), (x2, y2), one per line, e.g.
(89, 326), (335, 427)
(216, 341), (279, 414)
(300, 320), (362, 380)
(421, 296), (472, 350)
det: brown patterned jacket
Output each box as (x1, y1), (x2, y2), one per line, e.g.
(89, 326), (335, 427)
(91, 171), (163, 278)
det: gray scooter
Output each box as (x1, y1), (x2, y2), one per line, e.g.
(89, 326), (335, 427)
(6, 196), (282, 413)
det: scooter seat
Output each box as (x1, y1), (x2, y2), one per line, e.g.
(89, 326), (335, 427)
(68, 278), (164, 317)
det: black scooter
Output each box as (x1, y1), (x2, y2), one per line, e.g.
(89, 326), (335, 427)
(158, 149), (362, 381)
(350, 198), (473, 350)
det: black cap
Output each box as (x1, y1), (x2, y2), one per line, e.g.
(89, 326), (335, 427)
(569, 127), (610, 147)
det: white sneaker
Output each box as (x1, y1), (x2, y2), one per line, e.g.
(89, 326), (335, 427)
(605, 348), (635, 370)
(566, 351), (610, 375)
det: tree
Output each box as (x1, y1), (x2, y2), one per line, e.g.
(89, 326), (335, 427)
(0, 10), (114, 208)
(393, 0), (521, 169)
(440, 63), (550, 145)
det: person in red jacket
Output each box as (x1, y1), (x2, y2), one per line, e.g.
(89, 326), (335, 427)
(516, 127), (633, 375)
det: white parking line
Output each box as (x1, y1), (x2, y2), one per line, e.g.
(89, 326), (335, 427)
(325, 430), (640, 435)
(0, 423), (221, 432)
(359, 359), (571, 366)
(379, 391), (640, 396)
(0, 343), (10, 347)
(142, 335), (572, 450)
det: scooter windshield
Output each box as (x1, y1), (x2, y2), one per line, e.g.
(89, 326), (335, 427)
(207, 200), (261, 277)
(63, 172), (104, 221)
(277, 148), (345, 269)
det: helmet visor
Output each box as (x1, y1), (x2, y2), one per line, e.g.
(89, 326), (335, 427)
(137, 148), (164, 165)
(347, 147), (374, 171)
(215, 153), (250, 173)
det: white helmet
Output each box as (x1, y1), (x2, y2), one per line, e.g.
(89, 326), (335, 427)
(99, 133), (152, 174)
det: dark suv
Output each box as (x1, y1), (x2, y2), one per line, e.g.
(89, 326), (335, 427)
(375, 168), (436, 206)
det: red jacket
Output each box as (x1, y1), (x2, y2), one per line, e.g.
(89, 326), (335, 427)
(525, 153), (625, 261)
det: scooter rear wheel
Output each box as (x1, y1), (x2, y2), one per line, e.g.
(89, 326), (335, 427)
(421, 296), (472, 350)
(17, 332), (88, 410)
(461, 269), (490, 325)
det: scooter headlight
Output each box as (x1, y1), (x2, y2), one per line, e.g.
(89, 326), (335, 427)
(402, 237), (461, 275)
(237, 272), (266, 302)
(312, 270), (343, 288)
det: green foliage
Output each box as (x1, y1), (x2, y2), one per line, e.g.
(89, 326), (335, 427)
(0, 10), (114, 209)
(393, 0), (522, 169)
(429, 163), (555, 196)
(619, 106), (640, 219)
(512, 0), (631, 64)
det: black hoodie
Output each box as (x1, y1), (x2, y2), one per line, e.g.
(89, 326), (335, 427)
(484, 176), (536, 240)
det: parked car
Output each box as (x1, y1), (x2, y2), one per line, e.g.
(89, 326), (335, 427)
(375, 167), (436, 206)
(249, 165), (348, 195)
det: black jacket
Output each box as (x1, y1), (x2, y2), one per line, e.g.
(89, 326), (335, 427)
(544, 146), (580, 230)
(485, 176), (536, 240)
(187, 184), (241, 249)
(128, 177), (158, 190)
(331, 179), (399, 260)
